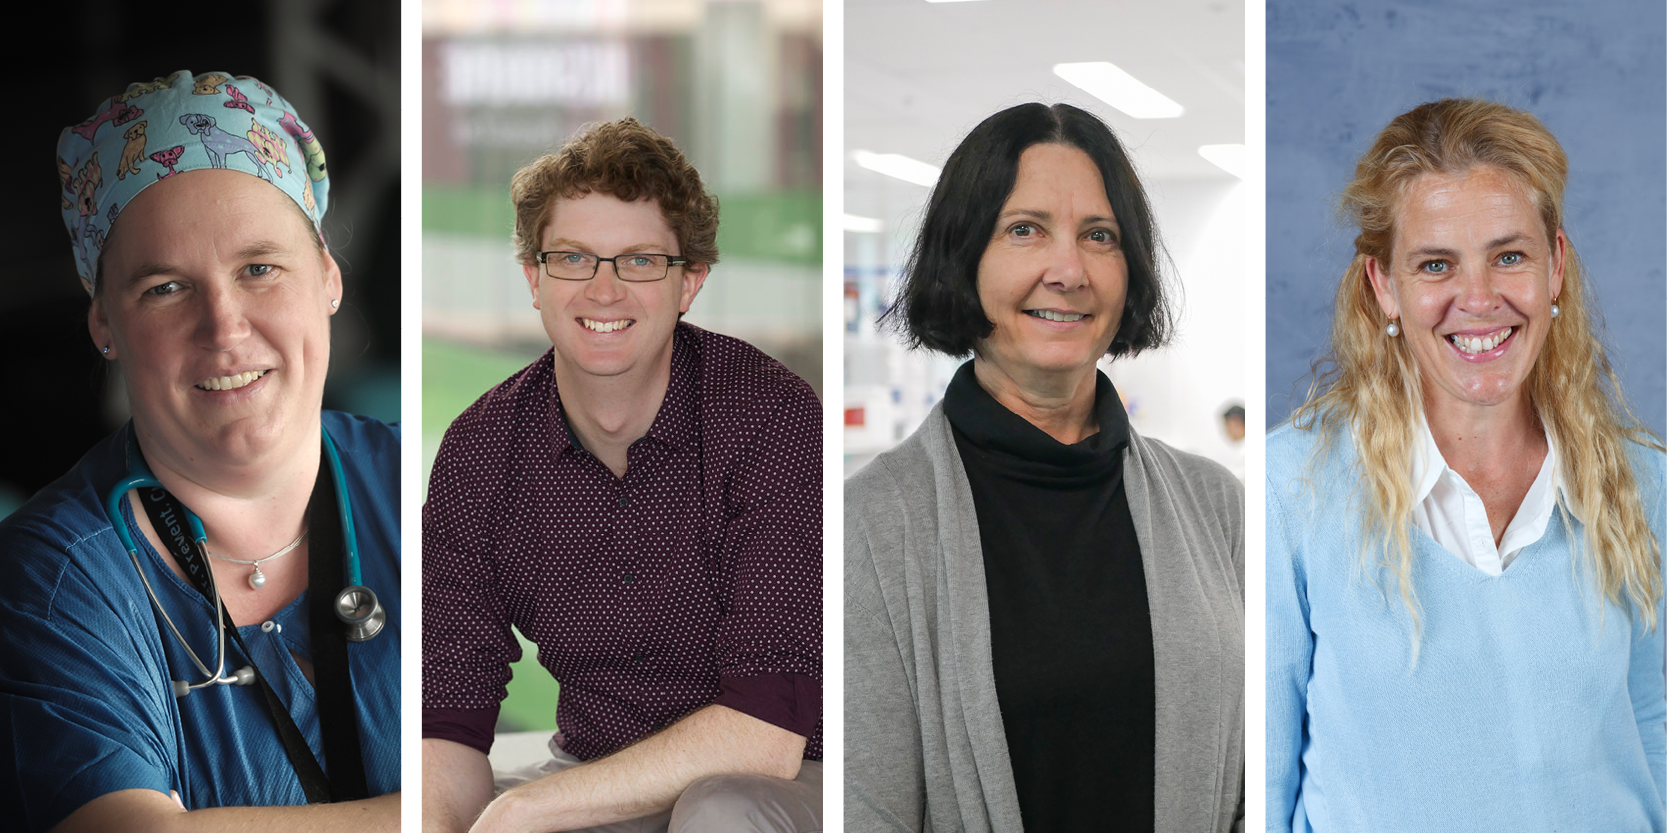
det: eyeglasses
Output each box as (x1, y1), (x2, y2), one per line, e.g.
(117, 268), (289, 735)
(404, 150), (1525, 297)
(535, 251), (690, 282)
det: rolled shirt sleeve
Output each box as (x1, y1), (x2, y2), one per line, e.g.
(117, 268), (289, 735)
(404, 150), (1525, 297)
(420, 402), (522, 755)
(708, 379), (824, 739)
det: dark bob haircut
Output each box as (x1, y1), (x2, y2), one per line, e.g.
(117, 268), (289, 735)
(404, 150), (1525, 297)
(888, 102), (1173, 358)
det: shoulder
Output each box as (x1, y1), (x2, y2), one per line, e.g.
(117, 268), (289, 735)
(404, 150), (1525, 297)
(845, 409), (952, 511)
(450, 349), (554, 432)
(681, 323), (819, 420)
(1625, 437), (1666, 487)
(1266, 420), (1329, 475)
(0, 431), (127, 621)
(432, 350), (554, 474)
(324, 411), (400, 460)
(1265, 420), (1353, 502)
(1623, 438), (1667, 520)
(678, 326), (821, 496)
(844, 411), (957, 577)
(1129, 429), (1242, 510)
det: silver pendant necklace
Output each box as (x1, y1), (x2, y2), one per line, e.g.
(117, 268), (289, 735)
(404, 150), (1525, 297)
(205, 528), (307, 590)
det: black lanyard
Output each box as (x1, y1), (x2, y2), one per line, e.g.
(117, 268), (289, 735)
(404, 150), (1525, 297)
(135, 445), (369, 804)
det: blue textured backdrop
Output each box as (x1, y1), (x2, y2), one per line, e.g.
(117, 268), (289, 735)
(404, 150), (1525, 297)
(1266, 0), (1666, 436)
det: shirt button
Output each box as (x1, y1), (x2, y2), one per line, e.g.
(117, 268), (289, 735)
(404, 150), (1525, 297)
(617, 494), (629, 508)
(633, 652), (645, 664)
(260, 620), (281, 633)
(622, 572), (635, 585)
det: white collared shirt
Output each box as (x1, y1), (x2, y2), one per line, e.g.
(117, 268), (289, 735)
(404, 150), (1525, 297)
(1406, 423), (1667, 702)
(1409, 420), (1567, 576)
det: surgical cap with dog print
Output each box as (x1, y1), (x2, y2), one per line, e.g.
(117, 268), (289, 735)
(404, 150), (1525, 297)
(56, 70), (330, 292)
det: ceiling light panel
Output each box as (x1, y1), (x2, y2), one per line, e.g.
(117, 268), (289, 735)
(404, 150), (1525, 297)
(1052, 61), (1184, 119)
(851, 150), (942, 187)
(1198, 144), (1245, 178)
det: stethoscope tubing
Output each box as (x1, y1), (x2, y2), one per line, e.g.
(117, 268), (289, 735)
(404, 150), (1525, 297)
(106, 425), (371, 695)
(107, 454), (238, 693)
(319, 428), (361, 587)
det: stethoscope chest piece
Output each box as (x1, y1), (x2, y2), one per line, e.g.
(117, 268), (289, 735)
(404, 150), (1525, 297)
(335, 586), (385, 643)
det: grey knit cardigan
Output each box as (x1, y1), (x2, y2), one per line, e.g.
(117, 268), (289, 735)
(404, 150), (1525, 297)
(845, 406), (1245, 832)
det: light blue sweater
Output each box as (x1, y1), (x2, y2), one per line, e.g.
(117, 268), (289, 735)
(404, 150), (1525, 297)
(1266, 422), (1666, 832)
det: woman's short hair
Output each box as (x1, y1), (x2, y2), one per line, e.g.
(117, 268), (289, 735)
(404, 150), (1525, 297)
(890, 102), (1172, 358)
(1297, 98), (1660, 648)
(510, 117), (720, 267)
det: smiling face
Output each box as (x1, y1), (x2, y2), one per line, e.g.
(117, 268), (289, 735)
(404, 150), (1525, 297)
(522, 191), (708, 385)
(89, 168), (339, 474)
(973, 143), (1129, 390)
(1365, 165), (1565, 418)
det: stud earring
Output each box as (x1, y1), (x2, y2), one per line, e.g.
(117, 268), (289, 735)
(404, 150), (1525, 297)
(1386, 319), (1401, 338)
(101, 346), (110, 357)
(330, 298), (340, 310)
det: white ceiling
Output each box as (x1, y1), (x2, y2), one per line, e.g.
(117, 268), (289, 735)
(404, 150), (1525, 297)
(846, 0), (1245, 214)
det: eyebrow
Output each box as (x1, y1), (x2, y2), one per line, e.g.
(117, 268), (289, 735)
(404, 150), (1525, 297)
(1404, 233), (1537, 262)
(543, 238), (671, 254)
(121, 241), (296, 287)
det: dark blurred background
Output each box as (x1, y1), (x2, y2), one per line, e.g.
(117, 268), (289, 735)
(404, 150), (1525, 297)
(1, 0), (401, 518)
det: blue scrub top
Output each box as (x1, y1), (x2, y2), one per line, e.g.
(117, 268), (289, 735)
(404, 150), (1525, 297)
(0, 412), (401, 832)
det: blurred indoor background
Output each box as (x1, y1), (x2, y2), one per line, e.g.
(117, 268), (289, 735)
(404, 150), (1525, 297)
(844, 0), (1245, 478)
(421, 0), (823, 737)
(0, 0), (401, 521)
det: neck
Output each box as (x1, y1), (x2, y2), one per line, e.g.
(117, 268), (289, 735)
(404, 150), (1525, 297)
(1423, 388), (1544, 478)
(134, 417), (321, 561)
(972, 357), (1099, 445)
(552, 342), (675, 479)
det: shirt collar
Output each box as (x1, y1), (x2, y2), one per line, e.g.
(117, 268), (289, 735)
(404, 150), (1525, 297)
(546, 322), (701, 456)
(1409, 416), (1574, 521)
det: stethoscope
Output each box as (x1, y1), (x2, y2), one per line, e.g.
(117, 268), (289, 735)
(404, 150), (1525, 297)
(104, 425), (385, 698)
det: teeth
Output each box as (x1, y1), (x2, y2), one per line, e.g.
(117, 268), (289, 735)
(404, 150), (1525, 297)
(197, 370), (267, 391)
(580, 318), (633, 333)
(1450, 327), (1512, 354)
(1027, 310), (1086, 322)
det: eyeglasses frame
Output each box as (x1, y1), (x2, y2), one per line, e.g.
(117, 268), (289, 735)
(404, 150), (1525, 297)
(534, 250), (692, 282)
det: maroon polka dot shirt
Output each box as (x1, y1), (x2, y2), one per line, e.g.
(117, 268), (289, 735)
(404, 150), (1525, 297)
(422, 323), (823, 761)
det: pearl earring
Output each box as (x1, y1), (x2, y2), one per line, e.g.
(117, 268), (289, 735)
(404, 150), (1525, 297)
(1386, 320), (1401, 337)
(1550, 302), (1559, 318)
(330, 298), (340, 310)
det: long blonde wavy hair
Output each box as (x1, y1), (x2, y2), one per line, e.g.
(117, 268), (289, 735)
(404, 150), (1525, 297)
(1293, 98), (1661, 650)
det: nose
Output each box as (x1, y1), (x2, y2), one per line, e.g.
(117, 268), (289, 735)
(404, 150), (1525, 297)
(194, 284), (252, 351)
(1455, 263), (1503, 315)
(584, 260), (628, 304)
(1042, 239), (1090, 292)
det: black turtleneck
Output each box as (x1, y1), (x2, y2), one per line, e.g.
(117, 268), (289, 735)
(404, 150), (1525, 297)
(943, 360), (1156, 832)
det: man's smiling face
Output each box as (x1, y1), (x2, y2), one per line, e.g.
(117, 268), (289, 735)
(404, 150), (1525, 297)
(523, 192), (708, 383)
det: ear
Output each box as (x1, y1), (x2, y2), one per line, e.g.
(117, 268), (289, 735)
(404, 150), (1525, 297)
(1363, 255), (1401, 321)
(321, 248), (344, 313)
(523, 262), (543, 310)
(678, 262), (710, 314)
(88, 293), (113, 359)
(1549, 228), (1567, 302)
